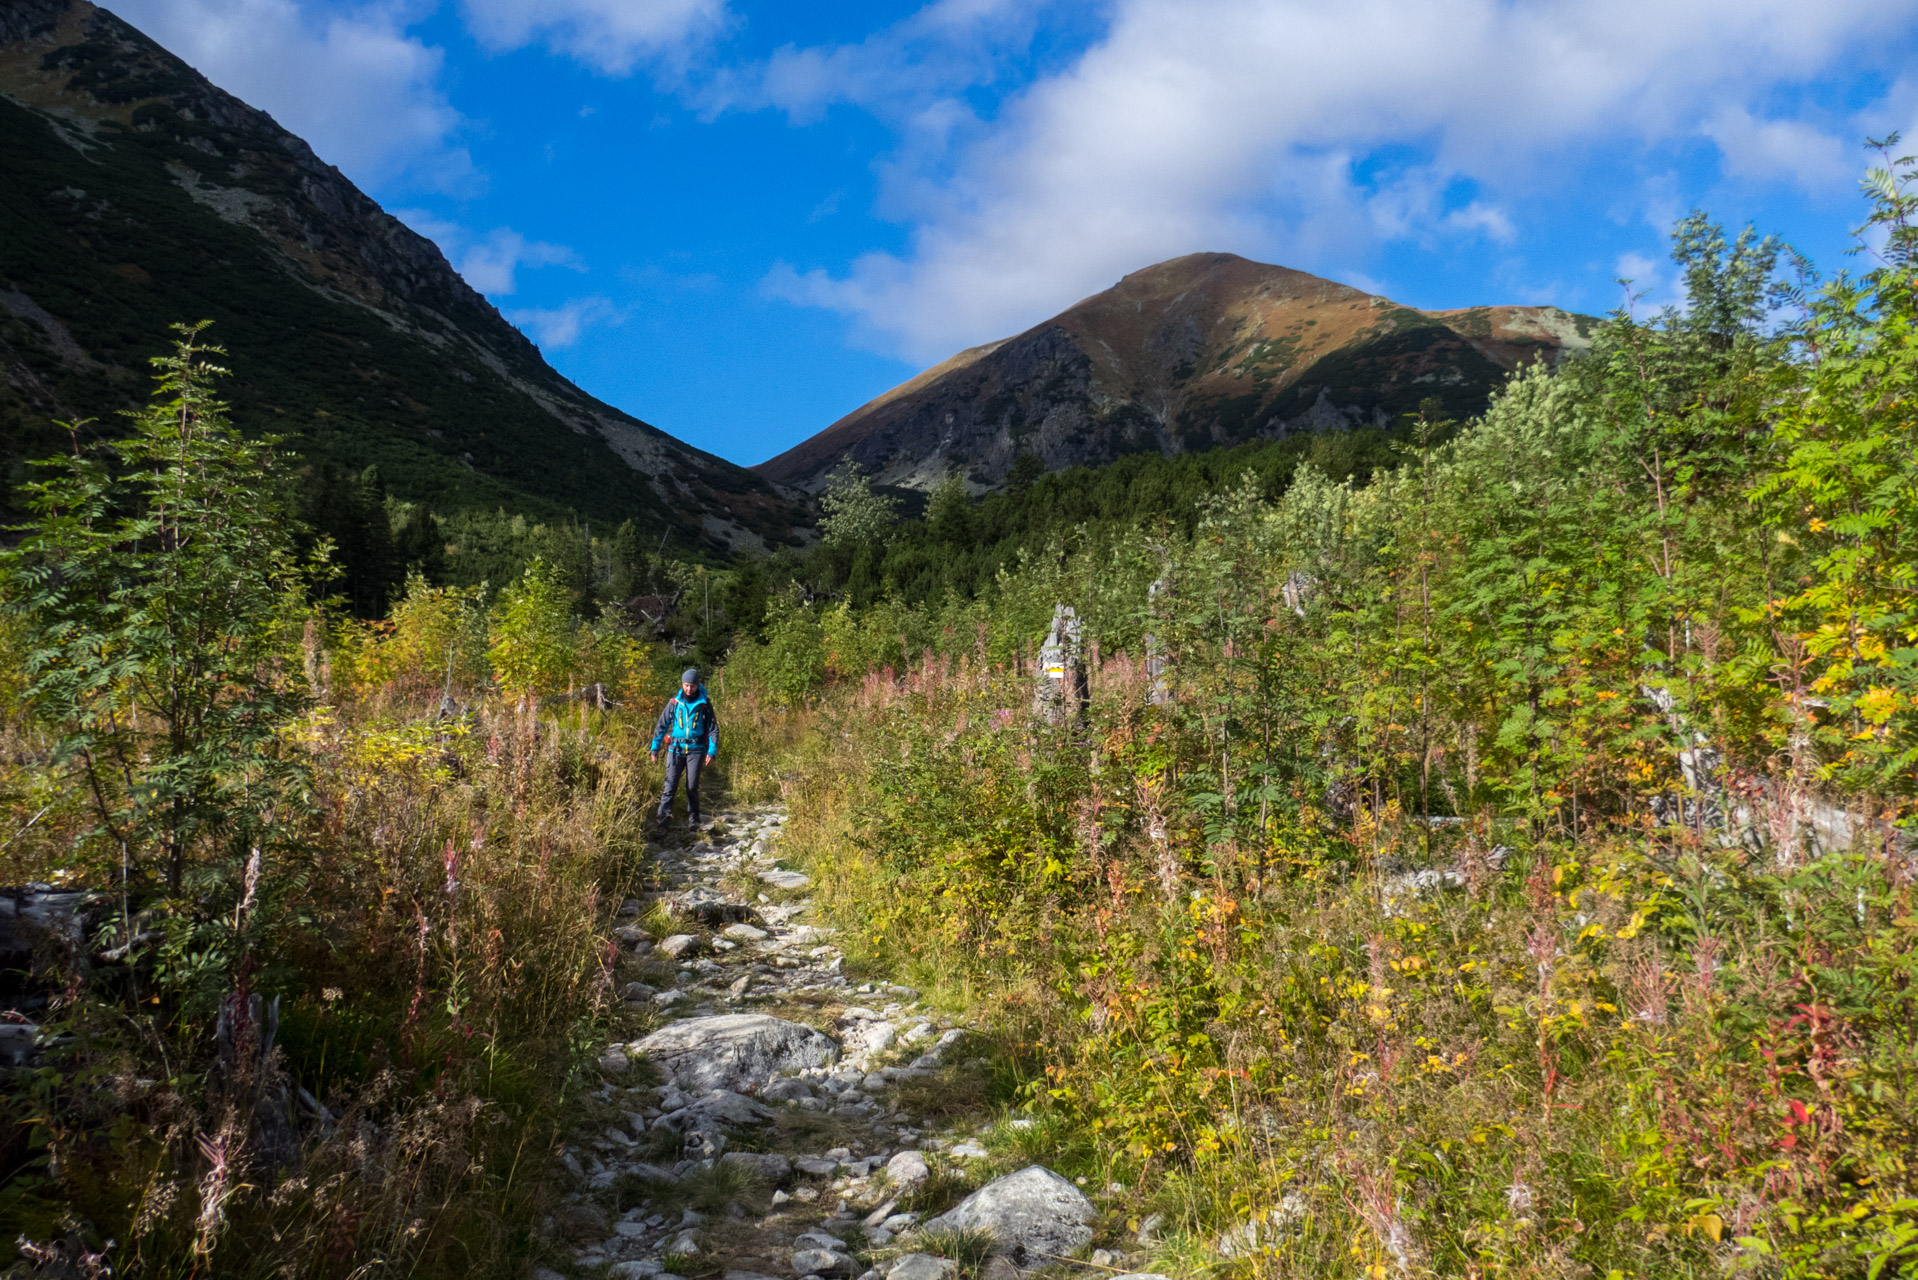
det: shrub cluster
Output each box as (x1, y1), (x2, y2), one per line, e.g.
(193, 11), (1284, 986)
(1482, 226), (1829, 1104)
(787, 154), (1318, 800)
(0, 328), (675, 1276)
(751, 163), (1918, 1277)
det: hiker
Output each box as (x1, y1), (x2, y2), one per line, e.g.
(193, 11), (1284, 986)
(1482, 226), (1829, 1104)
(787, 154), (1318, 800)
(650, 667), (718, 830)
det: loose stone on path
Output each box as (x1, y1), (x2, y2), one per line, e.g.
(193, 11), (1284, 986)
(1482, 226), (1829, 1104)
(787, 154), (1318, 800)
(544, 802), (1142, 1280)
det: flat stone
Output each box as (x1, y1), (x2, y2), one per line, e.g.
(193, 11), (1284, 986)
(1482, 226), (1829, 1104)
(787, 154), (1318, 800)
(886, 1257), (954, 1280)
(657, 1090), (774, 1134)
(660, 934), (702, 959)
(885, 1150), (929, 1189)
(910, 1029), (966, 1069)
(674, 886), (756, 926)
(600, 1048), (632, 1074)
(623, 1162), (675, 1182)
(791, 1249), (856, 1277)
(723, 923), (769, 941)
(623, 981), (659, 1003)
(763, 1077), (814, 1103)
(923, 1166), (1095, 1264)
(760, 869), (812, 890)
(609, 1264), (663, 1279)
(634, 1014), (839, 1094)
(795, 1231), (848, 1250)
(795, 1156), (838, 1176)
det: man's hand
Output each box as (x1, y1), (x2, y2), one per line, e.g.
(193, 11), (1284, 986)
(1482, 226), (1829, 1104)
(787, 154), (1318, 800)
(650, 750), (658, 763)
(705, 755), (715, 766)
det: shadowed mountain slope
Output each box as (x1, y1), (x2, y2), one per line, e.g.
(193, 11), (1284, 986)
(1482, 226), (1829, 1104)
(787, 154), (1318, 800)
(758, 253), (1596, 493)
(0, 0), (804, 552)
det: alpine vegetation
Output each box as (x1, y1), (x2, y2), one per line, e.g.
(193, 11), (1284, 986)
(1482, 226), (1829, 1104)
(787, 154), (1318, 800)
(722, 156), (1918, 1279)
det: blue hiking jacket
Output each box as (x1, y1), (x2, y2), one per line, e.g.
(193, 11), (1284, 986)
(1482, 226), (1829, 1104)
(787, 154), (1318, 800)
(651, 686), (718, 756)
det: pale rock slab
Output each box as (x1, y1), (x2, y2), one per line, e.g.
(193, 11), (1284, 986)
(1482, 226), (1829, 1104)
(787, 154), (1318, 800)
(886, 1256), (954, 1280)
(923, 1166), (1095, 1264)
(635, 1014), (839, 1093)
(884, 1150), (929, 1189)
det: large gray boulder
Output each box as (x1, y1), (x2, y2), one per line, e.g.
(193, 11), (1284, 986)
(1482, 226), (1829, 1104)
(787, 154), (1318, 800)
(634, 1014), (839, 1093)
(923, 1166), (1095, 1264)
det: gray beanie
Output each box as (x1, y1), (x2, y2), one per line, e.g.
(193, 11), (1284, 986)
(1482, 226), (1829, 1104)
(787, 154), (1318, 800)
(681, 668), (700, 685)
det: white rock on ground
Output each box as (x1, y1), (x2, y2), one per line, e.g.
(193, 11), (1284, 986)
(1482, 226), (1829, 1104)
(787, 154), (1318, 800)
(791, 1248), (857, 1276)
(634, 1013), (840, 1093)
(922, 1166), (1096, 1264)
(886, 1256), (954, 1280)
(884, 1150), (929, 1188)
(759, 869), (812, 890)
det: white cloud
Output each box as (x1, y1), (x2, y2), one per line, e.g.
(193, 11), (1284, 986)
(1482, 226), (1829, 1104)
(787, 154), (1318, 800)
(1705, 108), (1854, 192)
(765, 0), (1914, 362)
(458, 0), (729, 75)
(729, 0), (1034, 123)
(395, 212), (583, 296)
(455, 231), (583, 295)
(111, 0), (473, 191)
(507, 297), (619, 349)
(1446, 202), (1517, 244)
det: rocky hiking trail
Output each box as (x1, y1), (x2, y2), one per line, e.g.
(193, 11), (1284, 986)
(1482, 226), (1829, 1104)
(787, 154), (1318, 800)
(541, 803), (1172, 1280)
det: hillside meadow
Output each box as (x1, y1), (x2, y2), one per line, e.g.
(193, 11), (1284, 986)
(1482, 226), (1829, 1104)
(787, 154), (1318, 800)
(0, 158), (1916, 1279)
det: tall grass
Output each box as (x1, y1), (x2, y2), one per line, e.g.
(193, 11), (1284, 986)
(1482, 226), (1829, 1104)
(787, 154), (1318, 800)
(764, 642), (1918, 1280)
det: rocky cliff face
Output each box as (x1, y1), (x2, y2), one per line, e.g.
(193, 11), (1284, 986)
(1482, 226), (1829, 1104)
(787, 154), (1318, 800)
(0, 0), (804, 551)
(757, 253), (1595, 493)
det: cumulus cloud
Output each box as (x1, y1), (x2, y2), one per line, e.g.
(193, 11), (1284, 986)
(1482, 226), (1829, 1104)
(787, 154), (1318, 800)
(507, 297), (619, 349)
(111, 0), (473, 191)
(765, 0), (1911, 362)
(458, 0), (729, 75)
(396, 211), (583, 296)
(1705, 108), (1853, 192)
(703, 0), (1041, 126)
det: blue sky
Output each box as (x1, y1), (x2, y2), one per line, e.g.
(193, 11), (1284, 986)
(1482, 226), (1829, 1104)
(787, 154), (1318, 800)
(113, 0), (1918, 468)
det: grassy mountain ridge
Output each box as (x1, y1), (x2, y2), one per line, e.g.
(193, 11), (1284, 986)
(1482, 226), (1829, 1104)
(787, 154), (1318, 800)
(0, 0), (805, 553)
(757, 251), (1596, 493)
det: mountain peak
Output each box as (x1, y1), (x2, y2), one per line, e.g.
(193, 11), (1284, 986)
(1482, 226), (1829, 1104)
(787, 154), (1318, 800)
(0, 0), (806, 550)
(755, 254), (1593, 493)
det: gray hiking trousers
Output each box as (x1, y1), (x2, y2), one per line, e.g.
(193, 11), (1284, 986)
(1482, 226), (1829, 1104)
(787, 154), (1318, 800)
(658, 747), (704, 822)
